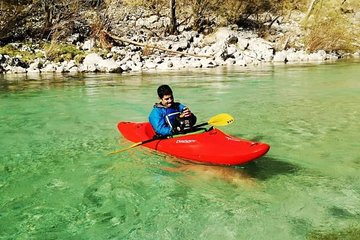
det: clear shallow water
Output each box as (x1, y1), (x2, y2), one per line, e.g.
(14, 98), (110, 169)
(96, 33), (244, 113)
(1, 61), (360, 239)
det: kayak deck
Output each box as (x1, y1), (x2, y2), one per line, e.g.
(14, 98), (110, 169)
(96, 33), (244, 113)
(118, 122), (270, 165)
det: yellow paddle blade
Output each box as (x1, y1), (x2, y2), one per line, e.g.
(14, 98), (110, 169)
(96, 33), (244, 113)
(208, 113), (234, 126)
(108, 142), (142, 155)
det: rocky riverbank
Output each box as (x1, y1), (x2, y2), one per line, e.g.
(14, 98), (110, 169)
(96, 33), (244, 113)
(1, 11), (359, 75)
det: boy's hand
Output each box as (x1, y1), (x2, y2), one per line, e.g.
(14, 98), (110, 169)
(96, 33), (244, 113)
(181, 107), (191, 117)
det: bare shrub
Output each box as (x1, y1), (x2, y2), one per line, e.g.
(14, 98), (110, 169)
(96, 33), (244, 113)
(304, 15), (357, 53)
(0, 0), (34, 43)
(176, 0), (307, 32)
(89, 13), (113, 49)
(122, 0), (168, 16)
(303, 0), (359, 53)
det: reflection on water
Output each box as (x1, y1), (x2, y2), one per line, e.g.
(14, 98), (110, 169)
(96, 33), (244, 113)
(1, 61), (360, 239)
(162, 156), (258, 188)
(242, 156), (301, 180)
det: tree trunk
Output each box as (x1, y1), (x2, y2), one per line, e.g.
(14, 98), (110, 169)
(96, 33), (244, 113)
(169, 0), (177, 34)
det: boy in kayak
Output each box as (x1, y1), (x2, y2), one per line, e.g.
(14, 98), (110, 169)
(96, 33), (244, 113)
(149, 84), (197, 136)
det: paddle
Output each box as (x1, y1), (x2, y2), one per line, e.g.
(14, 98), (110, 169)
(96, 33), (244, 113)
(193, 113), (234, 128)
(109, 113), (234, 155)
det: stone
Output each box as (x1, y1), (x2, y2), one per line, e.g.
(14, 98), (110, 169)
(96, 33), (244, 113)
(10, 66), (27, 73)
(83, 53), (103, 66)
(273, 51), (288, 62)
(82, 39), (95, 51)
(42, 63), (57, 72)
(171, 40), (189, 51)
(98, 58), (122, 73)
(144, 60), (157, 69)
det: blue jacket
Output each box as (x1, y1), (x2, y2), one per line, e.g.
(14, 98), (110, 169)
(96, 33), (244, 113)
(149, 102), (187, 136)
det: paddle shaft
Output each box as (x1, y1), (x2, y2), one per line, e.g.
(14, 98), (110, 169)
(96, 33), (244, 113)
(193, 122), (208, 128)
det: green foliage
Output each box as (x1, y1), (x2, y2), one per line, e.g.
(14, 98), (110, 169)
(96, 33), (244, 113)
(0, 44), (17, 55)
(74, 54), (86, 65)
(44, 43), (83, 63)
(0, 44), (44, 63)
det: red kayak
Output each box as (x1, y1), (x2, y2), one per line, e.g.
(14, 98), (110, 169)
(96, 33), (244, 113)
(117, 122), (270, 165)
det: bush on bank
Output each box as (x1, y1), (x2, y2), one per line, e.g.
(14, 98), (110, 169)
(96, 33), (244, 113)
(303, 0), (360, 53)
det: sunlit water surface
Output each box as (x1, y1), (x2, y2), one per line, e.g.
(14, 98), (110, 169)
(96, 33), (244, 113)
(1, 60), (360, 239)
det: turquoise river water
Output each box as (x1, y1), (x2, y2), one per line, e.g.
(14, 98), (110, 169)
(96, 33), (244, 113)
(1, 60), (360, 239)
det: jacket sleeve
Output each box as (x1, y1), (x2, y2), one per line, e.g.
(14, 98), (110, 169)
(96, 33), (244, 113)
(148, 107), (172, 136)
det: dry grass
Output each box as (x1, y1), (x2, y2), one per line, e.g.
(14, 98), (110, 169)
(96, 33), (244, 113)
(303, 0), (359, 53)
(122, 0), (167, 15)
(142, 45), (154, 56)
(304, 17), (356, 52)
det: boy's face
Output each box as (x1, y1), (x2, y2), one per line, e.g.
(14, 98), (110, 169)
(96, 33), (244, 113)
(160, 94), (173, 108)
